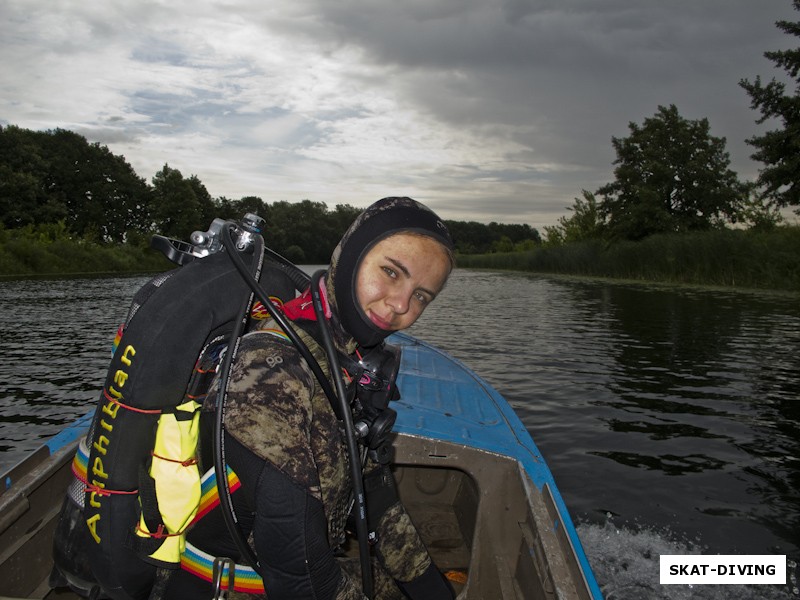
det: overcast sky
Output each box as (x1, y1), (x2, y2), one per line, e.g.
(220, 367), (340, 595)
(1, 1), (797, 229)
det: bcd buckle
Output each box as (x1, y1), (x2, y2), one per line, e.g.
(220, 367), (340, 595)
(212, 556), (235, 600)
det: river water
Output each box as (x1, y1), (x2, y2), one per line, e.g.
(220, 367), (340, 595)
(1, 269), (798, 599)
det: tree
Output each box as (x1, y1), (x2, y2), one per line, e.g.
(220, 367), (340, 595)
(237, 196), (269, 219)
(488, 222), (541, 247)
(444, 220), (493, 254)
(211, 196), (268, 223)
(544, 190), (604, 245)
(187, 174), (216, 228)
(151, 164), (205, 239)
(287, 200), (342, 263)
(740, 0), (800, 212)
(0, 126), (61, 228)
(262, 200), (343, 263)
(596, 105), (746, 241)
(0, 126), (150, 241)
(739, 184), (786, 230)
(492, 236), (514, 253)
(330, 204), (362, 234)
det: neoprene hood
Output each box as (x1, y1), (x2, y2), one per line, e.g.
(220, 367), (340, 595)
(328, 197), (454, 348)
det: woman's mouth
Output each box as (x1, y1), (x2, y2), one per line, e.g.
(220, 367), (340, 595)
(368, 310), (394, 330)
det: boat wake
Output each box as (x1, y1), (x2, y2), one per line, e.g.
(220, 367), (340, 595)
(577, 517), (799, 600)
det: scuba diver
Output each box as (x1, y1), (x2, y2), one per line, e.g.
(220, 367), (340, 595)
(51, 197), (456, 600)
(170, 196), (456, 599)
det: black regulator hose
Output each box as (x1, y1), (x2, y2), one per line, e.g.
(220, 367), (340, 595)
(214, 228), (264, 570)
(310, 269), (374, 600)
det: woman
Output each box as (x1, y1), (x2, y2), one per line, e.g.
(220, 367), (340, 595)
(169, 197), (456, 599)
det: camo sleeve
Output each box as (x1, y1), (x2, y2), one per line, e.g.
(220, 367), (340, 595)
(223, 329), (322, 495)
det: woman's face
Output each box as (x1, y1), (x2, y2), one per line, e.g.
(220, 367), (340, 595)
(355, 232), (451, 333)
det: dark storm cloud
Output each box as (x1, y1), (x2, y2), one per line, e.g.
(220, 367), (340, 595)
(284, 0), (791, 151)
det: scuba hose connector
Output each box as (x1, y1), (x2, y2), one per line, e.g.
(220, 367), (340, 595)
(191, 214), (263, 255)
(235, 213), (265, 252)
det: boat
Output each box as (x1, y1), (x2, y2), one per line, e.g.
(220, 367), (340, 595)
(0, 331), (603, 599)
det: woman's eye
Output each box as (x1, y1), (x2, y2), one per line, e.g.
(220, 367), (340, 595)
(414, 291), (429, 305)
(382, 266), (397, 278)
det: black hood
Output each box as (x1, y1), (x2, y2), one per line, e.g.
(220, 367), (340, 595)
(326, 197), (453, 348)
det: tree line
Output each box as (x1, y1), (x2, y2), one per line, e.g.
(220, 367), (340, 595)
(545, 3), (800, 245)
(0, 125), (540, 263)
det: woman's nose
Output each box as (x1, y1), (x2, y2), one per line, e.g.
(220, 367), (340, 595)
(385, 289), (410, 315)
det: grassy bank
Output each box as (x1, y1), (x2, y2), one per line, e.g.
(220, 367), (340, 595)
(3, 223), (799, 291)
(456, 226), (800, 292)
(0, 224), (172, 278)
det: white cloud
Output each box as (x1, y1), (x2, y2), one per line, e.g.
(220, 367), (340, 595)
(1, 0), (796, 227)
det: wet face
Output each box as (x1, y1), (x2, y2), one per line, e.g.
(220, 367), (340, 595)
(355, 232), (451, 333)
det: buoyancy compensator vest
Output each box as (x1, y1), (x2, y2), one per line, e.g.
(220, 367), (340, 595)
(51, 215), (300, 600)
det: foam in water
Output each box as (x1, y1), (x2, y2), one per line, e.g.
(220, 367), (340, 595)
(577, 515), (799, 600)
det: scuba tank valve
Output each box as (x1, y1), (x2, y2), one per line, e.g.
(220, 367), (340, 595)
(153, 213), (265, 265)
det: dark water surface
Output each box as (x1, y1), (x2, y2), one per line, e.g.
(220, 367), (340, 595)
(1, 270), (799, 598)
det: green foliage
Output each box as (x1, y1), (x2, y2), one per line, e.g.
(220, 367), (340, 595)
(0, 125), (151, 242)
(740, 0), (800, 211)
(0, 123), (547, 271)
(261, 200), (355, 264)
(492, 236), (514, 253)
(151, 164), (208, 239)
(457, 226), (800, 291)
(0, 126), (67, 228)
(283, 245), (306, 264)
(544, 190), (604, 245)
(444, 219), (540, 254)
(0, 223), (171, 276)
(597, 105), (746, 241)
(0, 117), (793, 291)
(737, 187), (786, 231)
(514, 239), (538, 252)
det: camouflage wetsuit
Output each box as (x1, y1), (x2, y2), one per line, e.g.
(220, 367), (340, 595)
(165, 314), (449, 600)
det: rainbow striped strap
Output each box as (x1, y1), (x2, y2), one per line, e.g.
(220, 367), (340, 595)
(71, 438), (89, 483)
(181, 541), (265, 593)
(194, 464), (240, 523)
(250, 327), (290, 342)
(182, 467), (265, 592)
